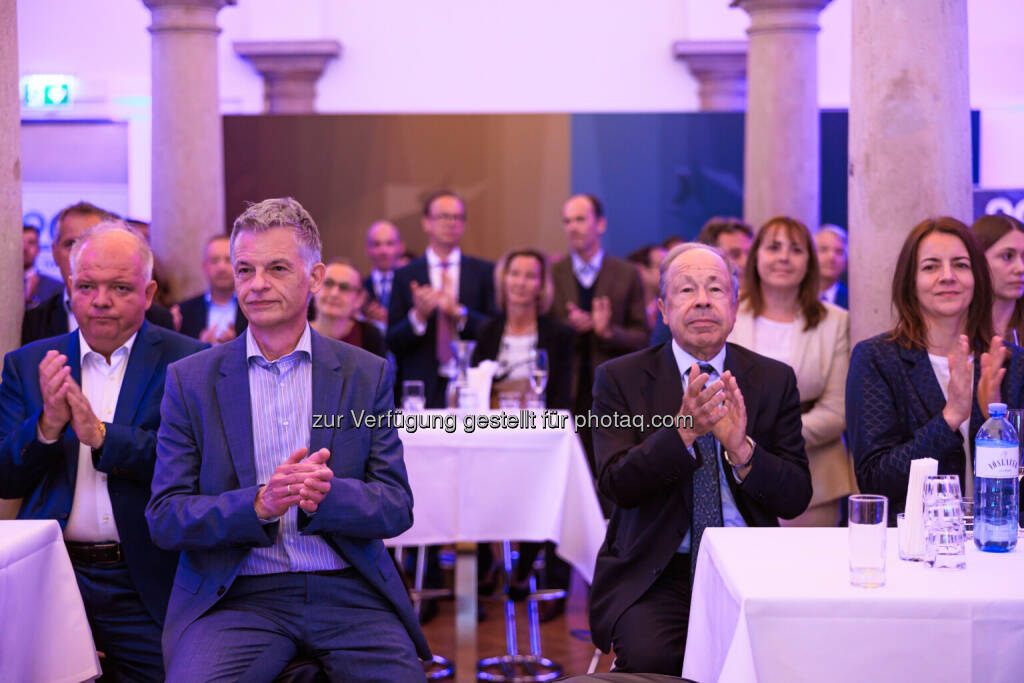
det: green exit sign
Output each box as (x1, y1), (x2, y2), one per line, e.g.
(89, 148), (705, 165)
(20, 75), (75, 107)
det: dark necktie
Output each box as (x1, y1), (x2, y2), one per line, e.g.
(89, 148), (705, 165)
(690, 362), (723, 575)
(379, 273), (392, 309)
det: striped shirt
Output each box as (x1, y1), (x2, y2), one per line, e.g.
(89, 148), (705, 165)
(238, 324), (347, 575)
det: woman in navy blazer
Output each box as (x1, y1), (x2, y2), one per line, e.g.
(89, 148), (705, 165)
(847, 217), (1024, 524)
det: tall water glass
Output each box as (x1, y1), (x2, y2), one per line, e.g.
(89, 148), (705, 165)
(1010, 409), (1024, 535)
(401, 380), (425, 412)
(849, 495), (887, 587)
(528, 349), (549, 409)
(923, 474), (967, 569)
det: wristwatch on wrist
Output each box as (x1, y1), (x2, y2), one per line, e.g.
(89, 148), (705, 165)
(725, 435), (755, 468)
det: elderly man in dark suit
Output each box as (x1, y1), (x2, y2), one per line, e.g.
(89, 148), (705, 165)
(0, 223), (207, 681)
(588, 242), (811, 675)
(387, 190), (495, 409)
(21, 202), (175, 345)
(147, 197), (428, 681)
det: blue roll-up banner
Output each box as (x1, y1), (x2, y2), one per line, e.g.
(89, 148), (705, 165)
(974, 189), (1024, 220)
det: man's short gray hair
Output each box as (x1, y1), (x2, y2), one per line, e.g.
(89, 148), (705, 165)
(659, 242), (739, 302)
(230, 197), (323, 270)
(817, 223), (848, 247)
(69, 221), (154, 282)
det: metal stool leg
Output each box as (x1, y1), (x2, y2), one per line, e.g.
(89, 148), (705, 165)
(397, 545), (454, 680)
(477, 541), (563, 682)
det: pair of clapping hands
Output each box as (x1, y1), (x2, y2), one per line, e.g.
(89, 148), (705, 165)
(255, 447), (333, 519)
(37, 350), (105, 449)
(566, 299), (612, 339)
(410, 281), (462, 323)
(676, 363), (752, 469)
(942, 335), (1008, 432)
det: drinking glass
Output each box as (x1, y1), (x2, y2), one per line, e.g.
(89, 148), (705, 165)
(1011, 409), (1024, 536)
(401, 380), (425, 412)
(528, 349), (549, 409)
(498, 391), (522, 411)
(923, 474), (967, 570)
(961, 498), (974, 539)
(849, 494), (887, 587)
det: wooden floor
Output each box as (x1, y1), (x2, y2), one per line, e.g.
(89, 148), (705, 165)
(419, 572), (615, 681)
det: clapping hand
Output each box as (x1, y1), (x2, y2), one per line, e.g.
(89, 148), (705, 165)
(676, 362), (728, 448)
(566, 302), (594, 334)
(592, 297), (612, 339)
(711, 371), (751, 462)
(37, 350), (72, 441)
(977, 335), (1007, 418)
(943, 334), (974, 431)
(255, 447), (333, 519)
(410, 281), (440, 324)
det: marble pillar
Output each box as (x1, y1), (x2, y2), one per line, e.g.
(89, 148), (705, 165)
(1, 0), (22, 519)
(234, 40), (341, 114)
(733, 0), (831, 230)
(849, 0), (971, 343)
(672, 40), (748, 112)
(143, 0), (233, 301)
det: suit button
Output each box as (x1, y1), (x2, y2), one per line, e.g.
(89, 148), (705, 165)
(216, 585), (226, 596)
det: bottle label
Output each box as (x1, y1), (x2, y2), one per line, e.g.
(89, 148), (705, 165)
(976, 445), (1019, 478)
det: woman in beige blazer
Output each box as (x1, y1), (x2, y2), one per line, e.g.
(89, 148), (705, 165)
(728, 216), (856, 526)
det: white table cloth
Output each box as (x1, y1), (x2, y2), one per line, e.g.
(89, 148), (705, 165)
(0, 520), (101, 683)
(683, 527), (1024, 683)
(387, 410), (605, 583)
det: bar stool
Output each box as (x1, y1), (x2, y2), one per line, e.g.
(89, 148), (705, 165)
(394, 545), (456, 680)
(477, 540), (565, 682)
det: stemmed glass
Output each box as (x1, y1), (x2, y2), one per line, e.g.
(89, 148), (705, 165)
(528, 349), (549, 409)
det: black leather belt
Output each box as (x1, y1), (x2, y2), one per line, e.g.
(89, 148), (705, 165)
(66, 541), (123, 565)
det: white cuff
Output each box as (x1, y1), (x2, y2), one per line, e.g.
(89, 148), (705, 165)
(409, 309), (427, 336)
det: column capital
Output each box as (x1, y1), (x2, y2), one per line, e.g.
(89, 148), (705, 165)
(673, 40), (748, 111)
(234, 40), (342, 114)
(731, 0), (832, 34)
(142, 0), (235, 35)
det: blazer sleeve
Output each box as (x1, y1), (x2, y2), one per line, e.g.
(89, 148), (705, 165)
(592, 363), (700, 508)
(386, 268), (424, 355)
(546, 324), (575, 412)
(0, 353), (64, 499)
(298, 359), (414, 539)
(597, 265), (650, 355)
(800, 312), (849, 448)
(846, 340), (963, 502)
(146, 363), (278, 551)
(736, 364), (813, 520)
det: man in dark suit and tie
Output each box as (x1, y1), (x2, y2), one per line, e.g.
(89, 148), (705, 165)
(0, 222), (207, 681)
(147, 197), (429, 681)
(363, 220), (404, 332)
(175, 234), (248, 343)
(816, 224), (849, 309)
(387, 190), (495, 408)
(22, 201), (176, 345)
(23, 224), (64, 308)
(588, 243), (811, 674)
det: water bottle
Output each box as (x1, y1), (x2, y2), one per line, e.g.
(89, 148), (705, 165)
(975, 402), (1020, 552)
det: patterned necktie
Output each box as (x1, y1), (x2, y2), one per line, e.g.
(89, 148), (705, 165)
(690, 362), (723, 575)
(436, 262), (456, 366)
(379, 272), (392, 310)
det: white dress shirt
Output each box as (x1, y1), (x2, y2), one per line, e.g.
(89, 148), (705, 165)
(205, 291), (238, 336)
(821, 281), (840, 305)
(63, 330), (137, 542)
(571, 248), (604, 289)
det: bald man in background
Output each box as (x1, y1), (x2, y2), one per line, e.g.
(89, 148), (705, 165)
(363, 221), (405, 331)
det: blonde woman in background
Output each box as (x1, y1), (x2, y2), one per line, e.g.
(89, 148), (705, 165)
(728, 216), (855, 526)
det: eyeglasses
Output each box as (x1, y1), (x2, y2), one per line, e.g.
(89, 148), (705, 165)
(323, 279), (361, 293)
(428, 213), (466, 222)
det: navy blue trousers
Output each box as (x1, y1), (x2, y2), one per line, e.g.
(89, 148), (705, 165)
(72, 559), (164, 682)
(166, 569), (424, 683)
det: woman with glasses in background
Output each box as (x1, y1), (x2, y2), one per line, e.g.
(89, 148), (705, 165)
(311, 258), (386, 358)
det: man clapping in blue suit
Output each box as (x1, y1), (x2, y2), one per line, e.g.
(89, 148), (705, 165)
(0, 222), (207, 681)
(146, 197), (429, 682)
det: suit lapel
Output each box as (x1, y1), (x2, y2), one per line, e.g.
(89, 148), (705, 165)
(215, 336), (256, 487)
(898, 345), (947, 419)
(457, 255), (472, 308)
(63, 332), (82, 485)
(648, 343), (684, 425)
(310, 331), (345, 455)
(113, 322), (161, 425)
(724, 343), (757, 419)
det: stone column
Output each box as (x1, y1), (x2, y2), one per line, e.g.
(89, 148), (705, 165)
(849, 0), (971, 343)
(234, 40), (341, 114)
(143, 0), (233, 301)
(733, 0), (831, 230)
(672, 40), (748, 112)
(1, 0), (23, 519)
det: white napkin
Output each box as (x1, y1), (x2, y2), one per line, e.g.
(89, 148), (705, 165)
(904, 458), (939, 557)
(467, 361), (499, 410)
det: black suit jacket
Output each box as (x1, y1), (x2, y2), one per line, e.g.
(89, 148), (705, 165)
(0, 322), (208, 624)
(176, 293), (248, 340)
(471, 314), (575, 411)
(21, 291), (176, 346)
(588, 342), (811, 652)
(386, 254), (496, 407)
(847, 333), (1024, 525)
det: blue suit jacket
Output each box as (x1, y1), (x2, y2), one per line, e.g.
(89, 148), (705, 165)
(386, 254), (496, 408)
(0, 321), (207, 624)
(847, 333), (1024, 524)
(146, 329), (430, 661)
